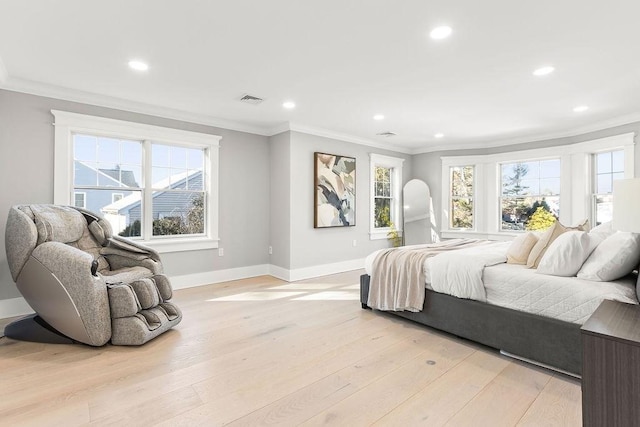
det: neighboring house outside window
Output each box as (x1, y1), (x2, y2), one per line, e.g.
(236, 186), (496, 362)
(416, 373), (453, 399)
(593, 150), (624, 225)
(53, 111), (220, 253)
(449, 165), (474, 229)
(500, 159), (560, 231)
(369, 153), (404, 240)
(74, 192), (86, 208)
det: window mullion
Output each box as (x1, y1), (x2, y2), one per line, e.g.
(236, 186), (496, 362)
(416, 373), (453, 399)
(143, 140), (153, 239)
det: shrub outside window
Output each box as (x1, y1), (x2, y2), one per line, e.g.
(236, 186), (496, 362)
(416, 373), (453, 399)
(450, 166), (474, 229)
(500, 159), (560, 231)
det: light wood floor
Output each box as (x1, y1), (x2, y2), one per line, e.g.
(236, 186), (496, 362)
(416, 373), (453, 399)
(0, 270), (582, 426)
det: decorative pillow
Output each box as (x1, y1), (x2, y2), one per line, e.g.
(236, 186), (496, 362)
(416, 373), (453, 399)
(577, 232), (640, 281)
(536, 231), (603, 276)
(507, 232), (539, 264)
(589, 221), (615, 239)
(526, 220), (589, 268)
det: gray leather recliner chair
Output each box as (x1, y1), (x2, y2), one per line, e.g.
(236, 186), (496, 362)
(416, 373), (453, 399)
(4, 204), (182, 346)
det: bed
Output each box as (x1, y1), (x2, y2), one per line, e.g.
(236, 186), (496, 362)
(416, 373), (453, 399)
(360, 237), (639, 376)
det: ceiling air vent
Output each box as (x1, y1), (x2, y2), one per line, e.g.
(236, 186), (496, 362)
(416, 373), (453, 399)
(239, 94), (264, 105)
(376, 131), (397, 137)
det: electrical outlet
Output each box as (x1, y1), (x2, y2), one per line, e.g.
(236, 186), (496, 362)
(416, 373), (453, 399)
(218, 248), (224, 256)
(268, 246), (273, 254)
(352, 239), (357, 247)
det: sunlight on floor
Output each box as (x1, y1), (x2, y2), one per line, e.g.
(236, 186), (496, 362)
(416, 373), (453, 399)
(292, 291), (359, 301)
(268, 283), (340, 290)
(207, 291), (306, 301)
(206, 282), (360, 302)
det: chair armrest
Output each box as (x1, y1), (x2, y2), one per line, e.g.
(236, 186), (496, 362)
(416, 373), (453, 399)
(109, 236), (161, 262)
(100, 245), (163, 275)
(31, 241), (111, 345)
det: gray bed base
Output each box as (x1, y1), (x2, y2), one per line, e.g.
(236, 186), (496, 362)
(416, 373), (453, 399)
(360, 274), (582, 376)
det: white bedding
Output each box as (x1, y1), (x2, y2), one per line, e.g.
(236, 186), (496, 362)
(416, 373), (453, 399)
(429, 241), (509, 301)
(365, 241), (638, 324)
(483, 263), (637, 324)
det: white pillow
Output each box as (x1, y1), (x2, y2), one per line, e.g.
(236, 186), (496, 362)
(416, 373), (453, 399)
(589, 221), (615, 239)
(536, 231), (603, 277)
(506, 232), (539, 264)
(577, 232), (640, 281)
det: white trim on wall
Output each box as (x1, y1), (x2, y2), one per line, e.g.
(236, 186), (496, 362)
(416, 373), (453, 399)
(2, 77), (271, 136)
(0, 297), (34, 319)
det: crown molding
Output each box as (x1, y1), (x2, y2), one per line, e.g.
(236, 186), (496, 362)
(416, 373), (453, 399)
(0, 77), (273, 137)
(270, 122), (414, 154)
(3, 73), (639, 156)
(0, 55), (7, 84)
(413, 112), (640, 154)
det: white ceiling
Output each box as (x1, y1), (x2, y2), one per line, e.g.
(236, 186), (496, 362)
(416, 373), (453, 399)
(2, 1), (640, 153)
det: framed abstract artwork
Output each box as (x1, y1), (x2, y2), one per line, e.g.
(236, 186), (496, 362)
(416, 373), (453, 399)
(314, 152), (356, 227)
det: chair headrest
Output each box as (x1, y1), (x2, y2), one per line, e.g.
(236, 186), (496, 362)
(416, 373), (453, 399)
(29, 205), (85, 244)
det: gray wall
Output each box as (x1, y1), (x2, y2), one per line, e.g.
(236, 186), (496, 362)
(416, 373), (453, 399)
(412, 123), (640, 237)
(0, 89), (270, 300)
(288, 131), (412, 269)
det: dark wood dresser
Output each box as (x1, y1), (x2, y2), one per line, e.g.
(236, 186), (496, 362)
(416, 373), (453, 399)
(581, 299), (640, 427)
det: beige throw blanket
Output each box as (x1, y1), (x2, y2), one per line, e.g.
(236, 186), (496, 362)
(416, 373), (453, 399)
(367, 239), (492, 312)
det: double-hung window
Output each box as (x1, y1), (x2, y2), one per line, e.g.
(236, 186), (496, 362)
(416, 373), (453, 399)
(53, 111), (220, 252)
(499, 159), (560, 231)
(592, 150), (625, 225)
(369, 153), (404, 239)
(449, 165), (474, 229)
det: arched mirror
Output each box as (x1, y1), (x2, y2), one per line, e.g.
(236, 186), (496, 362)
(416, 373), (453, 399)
(403, 179), (433, 245)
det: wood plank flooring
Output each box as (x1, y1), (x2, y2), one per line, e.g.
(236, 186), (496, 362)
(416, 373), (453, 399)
(0, 270), (582, 426)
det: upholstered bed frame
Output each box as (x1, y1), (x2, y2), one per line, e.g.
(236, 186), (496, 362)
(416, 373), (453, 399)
(360, 274), (582, 376)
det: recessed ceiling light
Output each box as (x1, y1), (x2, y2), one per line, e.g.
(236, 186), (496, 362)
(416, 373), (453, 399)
(430, 26), (452, 40)
(128, 60), (149, 72)
(283, 101), (296, 109)
(434, 133), (445, 138)
(373, 114), (385, 120)
(573, 105), (589, 113)
(533, 66), (554, 76)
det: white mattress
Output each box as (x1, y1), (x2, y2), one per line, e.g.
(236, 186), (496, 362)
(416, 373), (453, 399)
(365, 244), (638, 324)
(483, 263), (637, 324)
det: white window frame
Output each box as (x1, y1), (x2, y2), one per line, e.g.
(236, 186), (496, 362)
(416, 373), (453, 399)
(369, 153), (404, 240)
(448, 165), (476, 231)
(590, 148), (633, 226)
(441, 133), (635, 240)
(52, 110), (221, 253)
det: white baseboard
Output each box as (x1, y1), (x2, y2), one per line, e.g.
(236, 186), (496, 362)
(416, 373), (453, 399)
(287, 258), (365, 282)
(268, 264), (291, 282)
(170, 264), (270, 290)
(0, 297), (34, 320)
(0, 259), (365, 319)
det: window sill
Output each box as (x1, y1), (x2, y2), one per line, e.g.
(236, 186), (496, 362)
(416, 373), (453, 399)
(369, 228), (402, 241)
(138, 237), (220, 253)
(441, 230), (517, 241)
